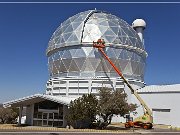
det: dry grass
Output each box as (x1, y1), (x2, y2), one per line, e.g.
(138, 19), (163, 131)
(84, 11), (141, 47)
(0, 124), (16, 127)
(0, 124), (129, 132)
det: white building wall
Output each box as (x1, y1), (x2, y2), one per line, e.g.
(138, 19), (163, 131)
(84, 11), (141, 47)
(134, 92), (180, 127)
(46, 77), (144, 98)
(111, 115), (126, 123)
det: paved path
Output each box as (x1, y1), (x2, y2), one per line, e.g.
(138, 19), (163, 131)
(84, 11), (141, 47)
(0, 132), (180, 135)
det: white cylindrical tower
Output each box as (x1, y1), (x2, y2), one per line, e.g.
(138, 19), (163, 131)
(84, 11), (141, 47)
(132, 19), (146, 42)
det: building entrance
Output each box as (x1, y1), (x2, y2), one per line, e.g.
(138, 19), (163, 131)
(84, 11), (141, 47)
(42, 112), (57, 127)
(33, 100), (64, 127)
(34, 111), (63, 127)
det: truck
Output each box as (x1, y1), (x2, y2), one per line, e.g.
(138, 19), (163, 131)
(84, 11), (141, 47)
(92, 39), (153, 129)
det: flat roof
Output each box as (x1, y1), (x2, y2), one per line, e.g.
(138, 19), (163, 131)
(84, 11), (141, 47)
(138, 84), (180, 93)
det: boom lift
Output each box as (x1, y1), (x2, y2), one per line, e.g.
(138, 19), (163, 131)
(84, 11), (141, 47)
(92, 39), (153, 129)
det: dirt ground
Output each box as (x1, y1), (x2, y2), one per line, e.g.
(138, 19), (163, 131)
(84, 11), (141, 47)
(0, 123), (176, 132)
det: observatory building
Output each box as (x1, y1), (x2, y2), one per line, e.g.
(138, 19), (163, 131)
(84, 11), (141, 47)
(46, 10), (147, 97)
(3, 9), (180, 128)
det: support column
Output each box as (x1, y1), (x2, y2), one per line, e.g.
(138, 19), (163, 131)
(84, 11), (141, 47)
(63, 105), (68, 128)
(30, 104), (34, 125)
(113, 78), (116, 90)
(88, 79), (92, 94)
(78, 79), (79, 95)
(66, 80), (69, 96)
(26, 104), (34, 125)
(18, 105), (23, 126)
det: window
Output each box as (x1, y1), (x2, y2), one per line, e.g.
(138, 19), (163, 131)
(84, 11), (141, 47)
(43, 113), (48, 119)
(49, 113), (53, 119)
(152, 108), (171, 112)
(53, 87), (60, 90)
(54, 113), (59, 119)
(54, 82), (60, 84)
(34, 100), (59, 110)
(48, 121), (53, 126)
(38, 112), (42, 119)
(46, 88), (51, 91)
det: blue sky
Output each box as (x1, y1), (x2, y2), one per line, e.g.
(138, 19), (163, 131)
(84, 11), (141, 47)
(0, 3), (180, 103)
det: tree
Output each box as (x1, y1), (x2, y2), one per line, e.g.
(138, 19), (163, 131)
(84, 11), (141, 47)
(0, 107), (18, 124)
(66, 94), (98, 128)
(66, 87), (137, 129)
(97, 87), (137, 129)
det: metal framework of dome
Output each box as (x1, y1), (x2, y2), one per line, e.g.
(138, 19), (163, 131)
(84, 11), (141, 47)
(46, 10), (147, 81)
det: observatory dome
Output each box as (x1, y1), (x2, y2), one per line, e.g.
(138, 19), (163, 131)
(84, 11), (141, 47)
(47, 10), (147, 81)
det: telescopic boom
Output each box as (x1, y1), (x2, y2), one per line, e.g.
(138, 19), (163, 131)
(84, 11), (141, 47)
(92, 39), (152, 117)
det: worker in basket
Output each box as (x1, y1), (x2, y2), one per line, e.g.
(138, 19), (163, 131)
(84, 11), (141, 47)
(97, 39), (105, 45)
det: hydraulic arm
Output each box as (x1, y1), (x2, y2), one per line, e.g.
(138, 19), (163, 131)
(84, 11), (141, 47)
(93, 39), (153, 129)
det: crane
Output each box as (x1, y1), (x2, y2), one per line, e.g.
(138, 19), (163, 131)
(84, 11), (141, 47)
(92, 39), (153, 129)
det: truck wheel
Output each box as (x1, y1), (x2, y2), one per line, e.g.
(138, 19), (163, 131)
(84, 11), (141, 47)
(125, 123), (130, 128)
(143, 124), (148, 129)
(148, 123), (153, 129)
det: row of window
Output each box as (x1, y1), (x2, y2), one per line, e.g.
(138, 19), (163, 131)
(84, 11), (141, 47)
(48, 81), (124, 85)
(53, 93), (99, 96)
(33, 112), (63, 120)
(33, 120), (63, 127)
